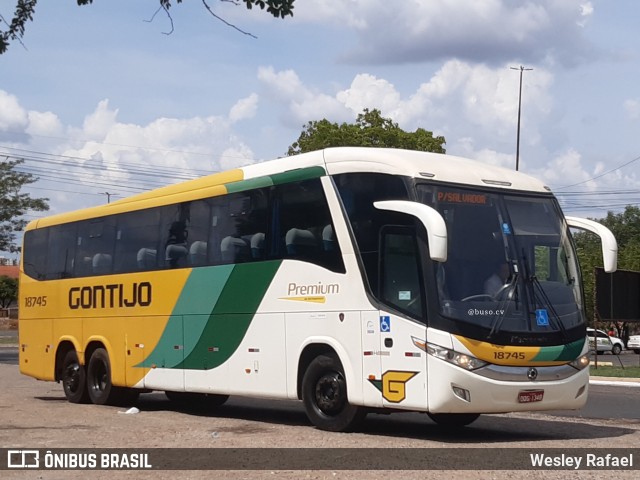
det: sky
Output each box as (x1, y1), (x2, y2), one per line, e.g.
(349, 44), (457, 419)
(2, 0), (640, 251)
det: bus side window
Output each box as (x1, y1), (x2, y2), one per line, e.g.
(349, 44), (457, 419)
(75, 218), (116, 277)
(23, 229), (49, 280)
(380, 226), (424, 319)
(186, 200), (211, 266)
(273, 178), (344, 273)
(44, 223), (77, 279)
(213, 190), (269, 265)
(114, 208), (162, 273)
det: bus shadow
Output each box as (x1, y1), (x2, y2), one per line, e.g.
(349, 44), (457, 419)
(360, 412), (634, 443)
(34, 396), (68, 402)
(136, 394), (310, 428)
(133, 393), (633, 443)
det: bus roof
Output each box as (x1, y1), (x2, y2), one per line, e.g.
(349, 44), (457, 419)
(27, 147), (550, 229)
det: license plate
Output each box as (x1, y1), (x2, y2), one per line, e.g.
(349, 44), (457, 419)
(518, 390), (544, 403)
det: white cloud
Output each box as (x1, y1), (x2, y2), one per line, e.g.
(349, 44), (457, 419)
(63, 102), (252, 179)
(257, 67), (307, 102)
(536, 149), (596, 189)
(81, 99), (118, 140)
(1, 95), (260, 216)
(624, 99), (640, 120)
(0, 90), (29, 132)
(26, 111), (64, 137)
(229, 93), (259, 123)
(578, 2), (594, 26)
(260, 62), (553, 154)
(296, 0), (595, 66)
(449, 137), (515, 169)
(258, 66), (350, 127)
(336, 74), (402, 116)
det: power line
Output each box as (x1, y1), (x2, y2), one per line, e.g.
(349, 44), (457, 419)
(554, 153), (640, 190)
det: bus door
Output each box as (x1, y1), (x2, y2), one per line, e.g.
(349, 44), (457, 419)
(377, 226), (428, 410)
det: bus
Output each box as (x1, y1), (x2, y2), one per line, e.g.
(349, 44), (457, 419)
(19, 147), (617, 431)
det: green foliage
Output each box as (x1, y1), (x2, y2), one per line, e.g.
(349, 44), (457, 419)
(573, 205), (640, 324)
(0, 158), (49, 253)
(0, 275), (18, 309)
(0, 0), (37, 54)
(589, 366), (640, 378)
(1, 0), (295, 55)
(287, 108), (447, 156)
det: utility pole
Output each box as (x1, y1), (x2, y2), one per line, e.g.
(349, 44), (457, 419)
(510, 65), (532, 171)
(101, 192), (116, 204)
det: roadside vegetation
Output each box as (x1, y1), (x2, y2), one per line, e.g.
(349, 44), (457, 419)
(590, 365), (640, 377)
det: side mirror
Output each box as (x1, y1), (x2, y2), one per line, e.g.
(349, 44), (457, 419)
(374, 200), (447, 262)
(565, 216), (618, 272)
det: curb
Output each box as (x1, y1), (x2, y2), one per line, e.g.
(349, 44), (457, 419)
(589, 377), (640, 387)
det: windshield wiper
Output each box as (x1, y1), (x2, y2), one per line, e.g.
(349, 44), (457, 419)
(518, 247), (568, 341)
(487, 269), (519, 340)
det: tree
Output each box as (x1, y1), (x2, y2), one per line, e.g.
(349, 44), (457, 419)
(287, 108), (447, 156)
(1, 158), (49, 253)
(0, 0), (295, 54)
(0, 276), (18, 309)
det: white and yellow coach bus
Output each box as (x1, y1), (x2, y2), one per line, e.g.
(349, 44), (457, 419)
(19, 147), (617, 431)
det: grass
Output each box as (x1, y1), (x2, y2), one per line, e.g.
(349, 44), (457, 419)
(0, 336), (17, 345)
(589, 365), (640, 378)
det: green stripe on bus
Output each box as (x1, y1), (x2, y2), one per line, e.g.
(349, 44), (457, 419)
(270, 166), (325, 185)
(225, 166), (326, 194)
(225, 176), (274, 194)
(136, 265), (235, 368)
(532, 338), (584, 361)
(177, 260), (282, 370)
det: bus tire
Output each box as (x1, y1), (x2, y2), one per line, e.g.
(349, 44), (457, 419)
(427, 412), (480, 427)
(86, 347), (137, 406)
(61, 350), (89, 404)
(302, 354), (366, 432)
(165, 391), (229, 407)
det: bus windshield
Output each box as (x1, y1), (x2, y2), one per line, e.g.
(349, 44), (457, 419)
(417, 185), (583, 336)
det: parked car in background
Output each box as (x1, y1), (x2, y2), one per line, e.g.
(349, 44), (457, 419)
(587, 328), (624, 355)
(627, 335), (640, 354)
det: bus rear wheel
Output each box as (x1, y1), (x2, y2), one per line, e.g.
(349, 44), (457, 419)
(427, 412), (480, 427)
(61, 350), (89, 404)
(302, 354), (365, 432)
(86, 348), (138, 406)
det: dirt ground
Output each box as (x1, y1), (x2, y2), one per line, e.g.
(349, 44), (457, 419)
(1, 318), (639, 479)
(1, 357), (639, 480)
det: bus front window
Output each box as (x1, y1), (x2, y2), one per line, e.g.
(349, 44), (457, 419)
(418, 185), (584, 338)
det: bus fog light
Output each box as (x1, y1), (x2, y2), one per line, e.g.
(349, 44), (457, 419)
(452, 385), (471, 402)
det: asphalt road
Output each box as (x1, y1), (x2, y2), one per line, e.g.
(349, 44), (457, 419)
(591, 350), (640, 368)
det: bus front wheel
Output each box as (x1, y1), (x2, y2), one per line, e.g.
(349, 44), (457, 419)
(427, 412), (480, 427)
(61, 350), (89, 404)
(302, 354), (366, 432)
(87, 348), (138, 406)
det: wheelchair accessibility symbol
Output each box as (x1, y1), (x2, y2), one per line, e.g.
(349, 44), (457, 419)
(380, 316), (391, 333)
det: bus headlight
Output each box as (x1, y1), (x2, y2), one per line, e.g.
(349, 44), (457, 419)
(425, 343), (488, 371)
(570, 355), (590, 370)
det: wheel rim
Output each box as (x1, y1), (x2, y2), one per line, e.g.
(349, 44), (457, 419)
(91, 362), (108, 393)
(63, 363), (81, 394)
(314, 372), (346, 415)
